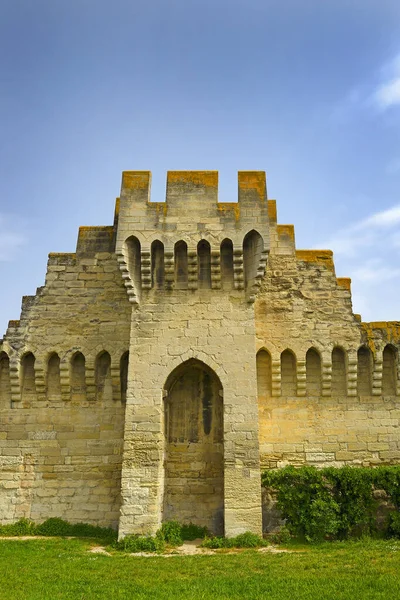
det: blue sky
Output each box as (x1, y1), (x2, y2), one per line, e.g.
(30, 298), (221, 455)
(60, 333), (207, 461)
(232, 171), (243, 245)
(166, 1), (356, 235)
(1, 0), (400, 335)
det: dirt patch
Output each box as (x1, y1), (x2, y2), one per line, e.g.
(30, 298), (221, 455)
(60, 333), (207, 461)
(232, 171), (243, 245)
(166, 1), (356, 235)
(258, 546), (296, 554)
(89, 546), (111, 556)
(87, 539), (299, 558)
(0, 536), (49, 541)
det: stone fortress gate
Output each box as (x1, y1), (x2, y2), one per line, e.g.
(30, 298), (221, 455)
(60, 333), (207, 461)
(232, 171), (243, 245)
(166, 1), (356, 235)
(1, 171), (400, 538)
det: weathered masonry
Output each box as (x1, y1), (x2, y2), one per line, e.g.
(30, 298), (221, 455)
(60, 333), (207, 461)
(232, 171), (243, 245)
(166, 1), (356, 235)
(1, 170), (400, 537)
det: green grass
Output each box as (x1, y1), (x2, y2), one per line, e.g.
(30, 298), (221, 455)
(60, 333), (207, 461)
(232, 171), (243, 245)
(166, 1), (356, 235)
(1, 537), (400, 599)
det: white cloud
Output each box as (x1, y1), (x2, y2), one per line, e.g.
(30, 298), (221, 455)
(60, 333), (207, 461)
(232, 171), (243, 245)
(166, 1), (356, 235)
(317, 230), (373, 258)
(316, 204), (400, 257)
(315, 203), (400, 321)
(0, 214), (26, 261)
(351, 259), (400, 283)
(332, 53), (400, 120)
(356, 204), (400, 229)
(374, 78), (400, 110)
(372, 54), (400, 110)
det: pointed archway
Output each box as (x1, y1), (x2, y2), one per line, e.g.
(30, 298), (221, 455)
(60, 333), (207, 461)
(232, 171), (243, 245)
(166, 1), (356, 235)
(163, 359), (224, 535)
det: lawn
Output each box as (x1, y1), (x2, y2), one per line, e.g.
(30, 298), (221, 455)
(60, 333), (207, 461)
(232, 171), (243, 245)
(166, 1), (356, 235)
(1, 537), (400, 599)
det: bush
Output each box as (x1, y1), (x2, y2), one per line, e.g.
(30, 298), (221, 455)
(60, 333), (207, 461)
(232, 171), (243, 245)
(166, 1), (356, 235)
(0, 517), (117, 542)
(115, 534), (166, 554)
(114, 521), (209, 554)
(324, 466), (376, 538)
(263, 465), (341, 542)
(35, 518), (116, 542)
(158, 521), (183, 546)
(233, 532), (268, 548)
(374, 467), (400, 508)
(157, 521), (209, 546)
(387, 512), (400, 538)
(201, 536), (231, 549)
(68, 522), (116, 542)
(262, 465), (400, 542)
(181, 522), (209, 541)
(0, 518), (36, 536)
(36, 518), (72, 537)
(201, 532), (267, 549)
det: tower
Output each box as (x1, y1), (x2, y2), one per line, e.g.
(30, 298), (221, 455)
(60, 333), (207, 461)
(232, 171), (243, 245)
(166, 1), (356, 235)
(116, 171), (269, 537)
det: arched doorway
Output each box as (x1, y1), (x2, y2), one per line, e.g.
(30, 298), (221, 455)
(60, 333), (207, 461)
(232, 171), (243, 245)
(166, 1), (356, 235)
(163, 359), (224, 534)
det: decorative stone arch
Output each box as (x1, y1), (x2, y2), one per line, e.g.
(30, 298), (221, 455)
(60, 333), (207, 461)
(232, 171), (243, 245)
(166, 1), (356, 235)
(162, 358), (224, 535)
(125, 235), (141, 297)
(305, 347), (322, 397)
(0, 351), (11, 406)
(151, 239), (165, 288)
(357, 345), (373, 396)
(382, 344), (397, 395)
(174, 240), (188, 289)
(46, 352), (61, 401)
(280, 348), (297, 396)
(243, 229), (263, 289)
(20, 351), (37, 404)
(95, 350), (112, 402)
(70, 351), (86, 402)
(256, 348), (272, 398)
(331, 346), (348, 396)
(197, 239), (212, 289)
(220, 238), (234, 289)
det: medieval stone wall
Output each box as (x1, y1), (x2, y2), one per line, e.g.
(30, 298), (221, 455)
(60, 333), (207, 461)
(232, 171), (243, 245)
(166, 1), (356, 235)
(0, 227), (131, 527)
(256, 201), (400, 470)
(0, 169), (399, 536)
(0, 403), (125, 528)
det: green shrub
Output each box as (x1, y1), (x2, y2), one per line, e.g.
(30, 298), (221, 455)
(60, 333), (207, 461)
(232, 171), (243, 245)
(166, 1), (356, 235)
(156, 521), (209, 546)
(115, 534), (165, 553)
(68, 522), (116, 542)
(181, 522), (209, 541)
(263, 465), (341, 542)
(262, 465), (400, 543)
(373, 467), (400, 508)
(387, 512), (400, 538)
(324, 466), (376, 538)
(201, 532), (267, 549)
(158, 521), (183, 546)
(36, 518), (72, 537)
(0, 517), (116, 541)
(201, 536), (232, 549)
(114, 521), (209, 554)
(0, 518), (36, 536)
(233, 532), (268, 548)
(34, 518), (116, 541)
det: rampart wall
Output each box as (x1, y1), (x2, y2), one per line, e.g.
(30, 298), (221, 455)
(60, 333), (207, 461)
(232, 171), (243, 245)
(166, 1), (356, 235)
(0, 226), (131, 526)
(0, 170), (399, 533)
(256, 201), (400, 470)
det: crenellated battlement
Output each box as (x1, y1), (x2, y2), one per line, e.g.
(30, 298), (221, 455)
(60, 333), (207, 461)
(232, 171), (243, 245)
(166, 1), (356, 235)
(115, 171), (270, 304)
(116, 170), (269, 242)
(120, 170), (267, 205)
